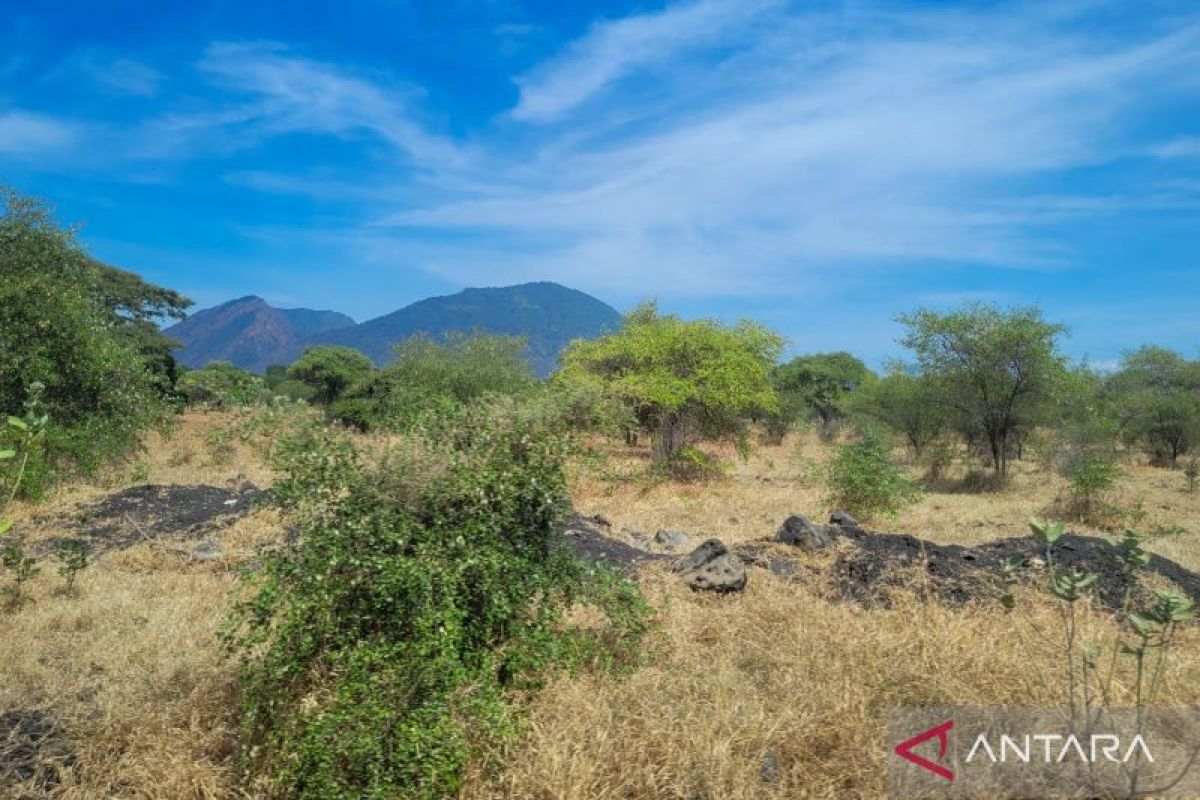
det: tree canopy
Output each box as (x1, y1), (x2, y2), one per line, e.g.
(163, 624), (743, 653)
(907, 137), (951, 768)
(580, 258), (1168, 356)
(898, 303), (1067, 475)
(287, 345), (374, 406)
(558, 302), (783, 460)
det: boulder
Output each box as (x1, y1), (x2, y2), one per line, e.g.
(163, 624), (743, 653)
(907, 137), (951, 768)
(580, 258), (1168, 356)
(654, 529), (691, 550)
(673, 538), (747, 592)
(774, 515), (833, 551)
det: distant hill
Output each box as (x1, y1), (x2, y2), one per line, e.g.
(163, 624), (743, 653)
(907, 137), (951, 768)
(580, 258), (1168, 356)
(167, 282), (622, 375)
(309, 282), (621, 375)
(165, 296), (355, 373)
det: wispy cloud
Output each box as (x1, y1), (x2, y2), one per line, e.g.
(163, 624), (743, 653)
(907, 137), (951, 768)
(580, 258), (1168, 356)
(194, 42), (461, 164)
(0, 110), (78, 154)
(92, 57), (163, 97)
(512, 0), (779, 123)
(365, 2), (1200, 297)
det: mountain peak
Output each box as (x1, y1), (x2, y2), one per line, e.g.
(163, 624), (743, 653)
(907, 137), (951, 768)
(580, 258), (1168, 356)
(168, 283), (620, 375)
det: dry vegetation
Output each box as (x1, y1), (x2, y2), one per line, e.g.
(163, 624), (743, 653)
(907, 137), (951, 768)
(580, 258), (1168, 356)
(4, 412), (1200, 799)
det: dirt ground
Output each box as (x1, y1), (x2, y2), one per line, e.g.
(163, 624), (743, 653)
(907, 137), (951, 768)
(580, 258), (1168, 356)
(3, 412), (1199, 798)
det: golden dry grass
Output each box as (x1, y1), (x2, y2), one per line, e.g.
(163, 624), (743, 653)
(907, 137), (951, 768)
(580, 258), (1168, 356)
(3, 414), (1199, 798)
(572, 429), (1200, 569)
(471, 566), (1200, 799)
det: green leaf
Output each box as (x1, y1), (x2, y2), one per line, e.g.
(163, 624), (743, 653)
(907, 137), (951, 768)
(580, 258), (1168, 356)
(0, 449), (15, 460)
(0, 519), (10, 535)
(6, 416), (28, 431)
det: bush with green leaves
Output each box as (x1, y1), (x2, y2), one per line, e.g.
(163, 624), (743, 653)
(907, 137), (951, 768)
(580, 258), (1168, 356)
(1, 384), (48, 606)
(228, 401), (649, 799)
(1, 189), (178, 492)
(771, 351), (874, 441)
(824, 429), (919, 518)
(898, 303), (1068, 476)
(850, 366), (948, 457)
(1185, 459), (1199, 493)
(1008, 519), (1195, 794)
(177, 362), (271, 409)
(286, 345), (374, 405)
(332, 333), (536, 431)
(1107, 346), (1200, 467)
(558, 302), (782, 467)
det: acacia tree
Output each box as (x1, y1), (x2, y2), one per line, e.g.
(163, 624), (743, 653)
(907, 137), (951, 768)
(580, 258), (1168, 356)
(899, 303), (1067, 477)
(287, 345), (375, 406)
(1107, 346), (1200, 466)
(558, 302), (783, 462)
(772, 351), (873, 439)
(851, 365), (947, 456)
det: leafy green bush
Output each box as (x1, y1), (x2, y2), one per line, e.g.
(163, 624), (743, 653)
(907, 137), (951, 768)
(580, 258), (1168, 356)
(1065, 452), (1120, 510)
(1, 189), (175, 492)
(287, 345), (374, 405)
(1185, 459), (1199, 493)
(558, 302), (782, 466)
(825, 431), (919, 518)
(178, 362), (270, 409)
(228, 402), (649, 799)
(332, 333), (536, 431)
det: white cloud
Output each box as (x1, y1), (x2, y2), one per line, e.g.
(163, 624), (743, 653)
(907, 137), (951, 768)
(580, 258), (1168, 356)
(511, 0), (780, 122)
(0, 110), (77, 154)
(194, 41), (462, 165)
(93, 57), (163, 97)
(364, 2), (1200, 298)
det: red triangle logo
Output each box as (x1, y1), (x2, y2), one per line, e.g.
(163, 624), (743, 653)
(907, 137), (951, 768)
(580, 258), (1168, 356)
(894, 719), (955, 781)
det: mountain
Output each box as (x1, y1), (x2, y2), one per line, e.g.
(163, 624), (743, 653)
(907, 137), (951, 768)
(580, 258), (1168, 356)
(165, 296), (355, 373)
(309, 282), (621, 375)
(166, 283), (622, 375)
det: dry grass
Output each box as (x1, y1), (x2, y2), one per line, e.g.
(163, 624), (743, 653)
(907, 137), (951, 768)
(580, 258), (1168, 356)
(572, 429), (1200, 569)
(3, 414), (1199, 798)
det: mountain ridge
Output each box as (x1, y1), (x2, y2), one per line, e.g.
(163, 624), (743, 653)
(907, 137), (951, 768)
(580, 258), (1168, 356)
(166, 282), (622, 376)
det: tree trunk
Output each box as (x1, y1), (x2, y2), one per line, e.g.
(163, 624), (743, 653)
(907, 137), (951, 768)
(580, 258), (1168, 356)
(652, 413), (689, 461)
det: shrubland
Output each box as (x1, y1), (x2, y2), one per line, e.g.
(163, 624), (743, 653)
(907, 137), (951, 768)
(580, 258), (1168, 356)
(5, 187), (1200, 798)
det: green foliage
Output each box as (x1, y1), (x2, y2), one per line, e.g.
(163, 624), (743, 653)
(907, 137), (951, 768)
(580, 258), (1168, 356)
(1185, 459), (1199, 493)
(228, 402), (650, 799)
(850, 365), (948, 456)
(178, 362), (271, 409)
(898, 303), (1067, 476)
(332, 333), (536, 432)
(1107, 346), (1200, 467)
(1, 542), (39, 606)
(1, 189), (172, 490)
(53, 540), (89, 592)
(772, 352), (873, 440)
(286, 345), (374, 406)
(1065, 452), (1120, 508)
(559, 302), (783, 465)
(824, 430), (919, 518)
(92, 262), (193, 397)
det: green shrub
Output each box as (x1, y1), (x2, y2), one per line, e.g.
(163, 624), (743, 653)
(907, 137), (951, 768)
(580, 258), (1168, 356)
(228, 402), (649, 799)
(1185, 459), (1198, 493)
(286, 345), (374, 405)
(558, 302), (782, 466)
(178, 362), (270, 409)
(332, 333), (536, 432)
(825, 431), (919, 518)
(1, 189), (173, 491)
(1065, 452), (1120, 510)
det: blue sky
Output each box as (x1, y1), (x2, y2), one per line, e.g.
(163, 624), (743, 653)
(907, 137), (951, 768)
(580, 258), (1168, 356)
(2, 0), (1198, 367)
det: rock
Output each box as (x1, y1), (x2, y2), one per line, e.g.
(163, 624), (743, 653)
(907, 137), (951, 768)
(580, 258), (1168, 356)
(654, 529), (691, 550)
(674, 538), (747, 592)
(829, 509), (860, 528)
(760, 748), (781, 783)
(191, 541), (223, 561)
(774, 515), (833, 551)
(682, 553), (747, 592)
(673, 538), (728, 573)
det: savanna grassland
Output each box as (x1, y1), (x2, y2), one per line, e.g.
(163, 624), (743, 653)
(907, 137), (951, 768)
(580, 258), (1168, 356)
(4, 409), (1200, 799)
(5, 187), (1200, 799)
